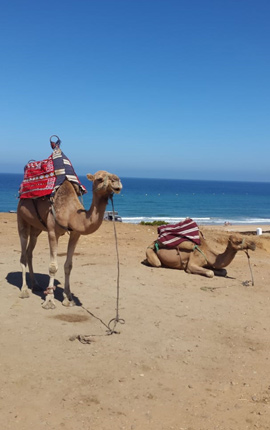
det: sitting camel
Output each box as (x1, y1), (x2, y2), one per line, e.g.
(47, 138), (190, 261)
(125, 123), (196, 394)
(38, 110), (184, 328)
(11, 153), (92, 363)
(146, 232), (256, 278)
(17, 171), (122, 309)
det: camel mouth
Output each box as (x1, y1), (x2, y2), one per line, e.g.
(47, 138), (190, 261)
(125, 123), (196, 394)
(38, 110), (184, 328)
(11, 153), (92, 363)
(112, 187), (121, 194)
(110, 182), (122, 194)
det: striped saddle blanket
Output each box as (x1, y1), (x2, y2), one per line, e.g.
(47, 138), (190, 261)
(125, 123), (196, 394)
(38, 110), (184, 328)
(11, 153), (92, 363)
(157, 218), (201, 248)
(19, 149), (87, 199)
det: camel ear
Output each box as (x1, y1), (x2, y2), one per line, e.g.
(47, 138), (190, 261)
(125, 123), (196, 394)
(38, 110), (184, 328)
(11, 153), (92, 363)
(86, 174), (94, 182)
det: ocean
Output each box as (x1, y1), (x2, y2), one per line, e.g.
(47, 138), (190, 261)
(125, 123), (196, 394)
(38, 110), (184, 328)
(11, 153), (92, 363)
(1, 173), (269, 225)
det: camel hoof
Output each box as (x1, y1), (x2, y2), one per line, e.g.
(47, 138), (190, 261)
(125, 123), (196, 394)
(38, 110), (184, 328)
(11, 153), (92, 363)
(19, 288), (30, 299)
(62, 298), (75, 307)
(206, 270), (214, 278)
(42, 300), (56, 310)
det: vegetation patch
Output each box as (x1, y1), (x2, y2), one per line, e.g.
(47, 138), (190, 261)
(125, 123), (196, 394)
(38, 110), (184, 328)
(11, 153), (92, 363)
(140, 220), (169, 226)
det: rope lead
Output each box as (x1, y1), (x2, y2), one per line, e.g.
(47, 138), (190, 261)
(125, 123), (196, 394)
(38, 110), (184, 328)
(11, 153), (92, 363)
(245, 250), (255, 286)
(107, 195), (125, 333)
(73, 194), (125, 344)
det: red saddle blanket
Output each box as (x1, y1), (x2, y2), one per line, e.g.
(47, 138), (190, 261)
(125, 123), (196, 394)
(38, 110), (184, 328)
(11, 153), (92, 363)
(19, 149), (87, 199)
(157, 218), (201, 248)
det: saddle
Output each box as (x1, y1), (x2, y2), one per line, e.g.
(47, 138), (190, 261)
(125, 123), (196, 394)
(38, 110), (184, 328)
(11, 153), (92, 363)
(156, 218), (201, 248)
(19, 148), (87, 199)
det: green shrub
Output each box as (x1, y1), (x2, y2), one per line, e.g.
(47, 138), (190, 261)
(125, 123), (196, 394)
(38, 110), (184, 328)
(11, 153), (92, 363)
(140, 220), (169, 226)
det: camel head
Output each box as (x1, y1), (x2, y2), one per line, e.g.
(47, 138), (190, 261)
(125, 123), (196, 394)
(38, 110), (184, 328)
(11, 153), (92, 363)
(87, 171), (122, 197)
(228, 234), (256, 252)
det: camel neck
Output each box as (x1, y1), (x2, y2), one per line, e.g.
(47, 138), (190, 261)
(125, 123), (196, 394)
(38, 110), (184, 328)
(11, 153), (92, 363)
(214, 243), (237, 269)
(81, 194), (109, 235)
(53, 181), (110, 235)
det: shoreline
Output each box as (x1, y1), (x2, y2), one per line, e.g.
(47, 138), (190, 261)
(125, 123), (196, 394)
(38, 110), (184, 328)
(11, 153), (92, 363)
(2, 212), (270, 236)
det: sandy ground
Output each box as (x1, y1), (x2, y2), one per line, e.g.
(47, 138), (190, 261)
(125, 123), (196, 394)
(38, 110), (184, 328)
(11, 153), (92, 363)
(1, 213), (270, 430)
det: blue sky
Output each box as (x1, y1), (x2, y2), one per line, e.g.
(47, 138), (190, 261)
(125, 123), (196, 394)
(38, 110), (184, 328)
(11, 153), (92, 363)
(0, 0), (269, 181)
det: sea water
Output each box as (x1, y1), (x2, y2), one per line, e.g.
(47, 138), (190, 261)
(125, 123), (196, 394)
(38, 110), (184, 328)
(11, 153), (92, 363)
(1, 173), (269, 225)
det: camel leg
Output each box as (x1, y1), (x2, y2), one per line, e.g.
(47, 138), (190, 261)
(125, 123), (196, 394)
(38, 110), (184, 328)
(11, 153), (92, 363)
(146, 243), (161, 267)
(18, 223), (31, 299)
(186, 266), (215, 277)
(185, 252), (214, 277)
(42, 230), (59, 309)
(27, 228), (42, 291)
(62, 232), (81, 307)
(185, 262), (215, 277)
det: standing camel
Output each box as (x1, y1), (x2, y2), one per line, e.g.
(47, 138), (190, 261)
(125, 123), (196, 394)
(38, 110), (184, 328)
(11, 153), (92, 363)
(17, 171), (122, 309)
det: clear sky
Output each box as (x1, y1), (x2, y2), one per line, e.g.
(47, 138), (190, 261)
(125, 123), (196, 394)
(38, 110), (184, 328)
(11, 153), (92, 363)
(0, 0), (269, 181)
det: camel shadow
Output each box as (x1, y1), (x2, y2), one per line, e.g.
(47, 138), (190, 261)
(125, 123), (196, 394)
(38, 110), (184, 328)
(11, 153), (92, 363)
(6, 272), (82, 306)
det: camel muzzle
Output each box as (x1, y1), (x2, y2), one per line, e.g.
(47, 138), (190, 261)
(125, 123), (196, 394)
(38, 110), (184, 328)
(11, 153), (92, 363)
(110, 182), (122, 194)
(112, 187), (122, 194)
(241, 237), (256, 251)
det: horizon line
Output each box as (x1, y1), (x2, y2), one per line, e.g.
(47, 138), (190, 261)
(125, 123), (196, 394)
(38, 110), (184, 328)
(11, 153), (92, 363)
(0, 171), (269, 184)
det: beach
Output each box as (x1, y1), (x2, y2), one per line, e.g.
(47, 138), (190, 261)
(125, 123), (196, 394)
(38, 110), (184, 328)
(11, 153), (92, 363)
(1, 212), (270, 430)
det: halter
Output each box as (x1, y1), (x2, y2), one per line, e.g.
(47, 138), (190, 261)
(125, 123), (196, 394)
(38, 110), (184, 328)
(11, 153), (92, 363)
(240, 238), (246, 249)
